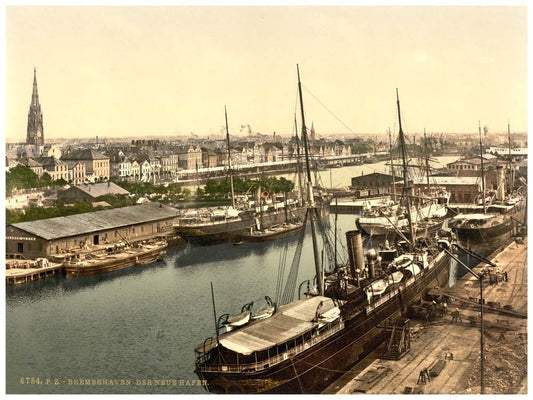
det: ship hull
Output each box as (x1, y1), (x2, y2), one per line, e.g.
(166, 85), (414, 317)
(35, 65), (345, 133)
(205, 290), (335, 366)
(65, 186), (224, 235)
(175, 207), (308, 245)
(63, 243), (167, 277)
(240, 224), (304, 242)
(195, 251), (450, 394)
(452, 201), (526, 255)
(360, 218), (444, 240)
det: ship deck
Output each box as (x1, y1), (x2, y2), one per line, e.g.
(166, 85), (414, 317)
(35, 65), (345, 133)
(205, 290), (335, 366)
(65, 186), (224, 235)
(215, 296), (336, 355)
(327, 236), (527, 394)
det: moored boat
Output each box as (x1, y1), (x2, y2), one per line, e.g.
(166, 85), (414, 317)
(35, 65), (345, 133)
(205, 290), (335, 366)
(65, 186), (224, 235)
(63, 239), (167, 277)
(449, 197), (525, 255)
(448, 122), (527, 255)
(240, 222), (305, 242)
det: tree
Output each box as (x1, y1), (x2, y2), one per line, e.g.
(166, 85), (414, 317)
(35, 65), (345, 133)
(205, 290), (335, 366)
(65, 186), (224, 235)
(6, 165), (40, 195)
(39, 173), (53, 187)
(53, 178), (68, 186)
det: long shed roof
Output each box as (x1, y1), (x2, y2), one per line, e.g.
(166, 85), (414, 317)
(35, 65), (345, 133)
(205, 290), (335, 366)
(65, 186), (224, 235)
(70, 182), (130, 198)
(10, 203), (177, 240)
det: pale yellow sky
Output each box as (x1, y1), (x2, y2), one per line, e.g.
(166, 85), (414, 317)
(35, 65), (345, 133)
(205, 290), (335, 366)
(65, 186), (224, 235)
(5, 6), (528, 141)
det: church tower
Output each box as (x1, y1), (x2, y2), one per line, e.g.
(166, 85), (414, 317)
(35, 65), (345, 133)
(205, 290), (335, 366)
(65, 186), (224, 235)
(26, 67), (44, 145)
(310, 121), (316, 141)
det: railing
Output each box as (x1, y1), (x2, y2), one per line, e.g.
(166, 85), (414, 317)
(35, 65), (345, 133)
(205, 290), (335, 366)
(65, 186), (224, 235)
(197, 320), (344, 374)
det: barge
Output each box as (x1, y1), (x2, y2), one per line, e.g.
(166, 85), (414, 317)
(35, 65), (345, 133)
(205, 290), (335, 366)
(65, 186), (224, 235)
(63, 240), (168, 277)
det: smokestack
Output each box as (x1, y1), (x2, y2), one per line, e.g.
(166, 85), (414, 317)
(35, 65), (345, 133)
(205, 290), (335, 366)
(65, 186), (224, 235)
(366, 249), (378, 279)
(345, 228), (365, 278)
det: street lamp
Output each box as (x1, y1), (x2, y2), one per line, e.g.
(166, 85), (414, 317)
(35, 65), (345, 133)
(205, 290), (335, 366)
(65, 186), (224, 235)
(444, 246), (495, 395)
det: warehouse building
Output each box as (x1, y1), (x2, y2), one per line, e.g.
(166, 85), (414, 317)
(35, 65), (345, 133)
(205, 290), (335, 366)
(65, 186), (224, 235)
(6, 203), (178, 259)
(58, 181), (130, 203)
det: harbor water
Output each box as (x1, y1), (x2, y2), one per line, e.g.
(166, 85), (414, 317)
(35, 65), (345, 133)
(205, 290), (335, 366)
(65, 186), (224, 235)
(6, 213), (370, 394)
(6, 158), (460, 394)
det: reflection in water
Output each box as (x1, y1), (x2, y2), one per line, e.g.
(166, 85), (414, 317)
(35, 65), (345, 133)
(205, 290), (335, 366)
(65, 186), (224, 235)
(175, 233), (302, 268)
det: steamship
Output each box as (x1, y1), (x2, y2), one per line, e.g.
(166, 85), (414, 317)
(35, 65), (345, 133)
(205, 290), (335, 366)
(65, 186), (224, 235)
(449, 127), (527, 255)
(449, 195), (525, 255)
(193, 72), (451, 394)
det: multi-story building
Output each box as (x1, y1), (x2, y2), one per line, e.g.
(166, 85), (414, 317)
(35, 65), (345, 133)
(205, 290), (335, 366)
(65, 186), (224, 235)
(38, 156), (69, 181)
(61, 149), (110, 181)
(159, 154), (179, 177)
(130, 160), (141, 180)
(187, 146), (203, 170)
(65, 161), (86, 185)
(107, 150), (132, 179)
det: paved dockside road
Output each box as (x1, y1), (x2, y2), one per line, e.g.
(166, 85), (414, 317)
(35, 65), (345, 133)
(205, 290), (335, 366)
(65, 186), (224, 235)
(327, 237), (528, 395)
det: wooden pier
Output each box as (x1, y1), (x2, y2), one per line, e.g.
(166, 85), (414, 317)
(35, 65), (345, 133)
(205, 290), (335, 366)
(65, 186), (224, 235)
(327, 236), (528, 394)
(6, 261), (64, 285)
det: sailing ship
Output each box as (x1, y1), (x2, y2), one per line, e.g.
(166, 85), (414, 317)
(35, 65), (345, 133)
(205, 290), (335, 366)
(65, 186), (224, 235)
(449, 122), (526, 255)
(174, 108), (327, 245)
(358, 125), (449, 239)
(193, 72), (451, 394)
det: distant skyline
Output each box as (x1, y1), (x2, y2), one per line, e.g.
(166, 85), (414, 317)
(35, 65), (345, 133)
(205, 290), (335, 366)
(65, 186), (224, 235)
(5, 6), (528, 141)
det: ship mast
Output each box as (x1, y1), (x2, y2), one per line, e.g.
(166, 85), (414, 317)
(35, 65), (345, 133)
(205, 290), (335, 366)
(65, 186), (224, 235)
(225, 106), (236, 208)
(294, 114), (305, 204)
(424, 129), (431, 193)
(388, 127), (397, 202)
(508, 120), (514, 194)
(479, 121), (487, 214)
(297, 64), (323, 296)
(396, 89), (415, 249)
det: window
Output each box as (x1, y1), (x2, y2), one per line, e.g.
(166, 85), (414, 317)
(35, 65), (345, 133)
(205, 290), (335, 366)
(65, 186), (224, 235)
(17, 243), (23, 253)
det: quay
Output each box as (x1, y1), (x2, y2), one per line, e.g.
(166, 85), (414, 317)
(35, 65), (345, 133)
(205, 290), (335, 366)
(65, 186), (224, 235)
(327, 236), (528, 394)
(6, 259), (64, 285)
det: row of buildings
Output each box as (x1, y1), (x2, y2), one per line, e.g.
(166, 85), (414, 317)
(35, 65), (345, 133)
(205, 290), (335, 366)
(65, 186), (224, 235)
(7, 68), (356, 184)
(8, 139), (354, 184)
(350, 156), (527, 204)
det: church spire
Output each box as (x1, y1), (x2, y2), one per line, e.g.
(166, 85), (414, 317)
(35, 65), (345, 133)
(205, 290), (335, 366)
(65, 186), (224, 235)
(31, 67), (40, 107)
(27, 67), (44, 145)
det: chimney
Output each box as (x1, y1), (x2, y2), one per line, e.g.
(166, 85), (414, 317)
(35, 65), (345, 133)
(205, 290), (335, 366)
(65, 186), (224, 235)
(345, 228), (365, 278)
(366, 249), (377, 279)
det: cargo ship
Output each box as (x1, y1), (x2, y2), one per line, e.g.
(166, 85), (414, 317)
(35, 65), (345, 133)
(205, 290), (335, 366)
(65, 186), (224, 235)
(192, 73), (451, 394)
(449, 195), (525, 255)
(449, 123), (527, 255)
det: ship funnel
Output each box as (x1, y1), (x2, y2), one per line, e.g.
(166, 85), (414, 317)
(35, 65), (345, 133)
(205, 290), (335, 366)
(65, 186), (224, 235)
(345, 228), (365, 278)
(366, 248), (378, 279)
